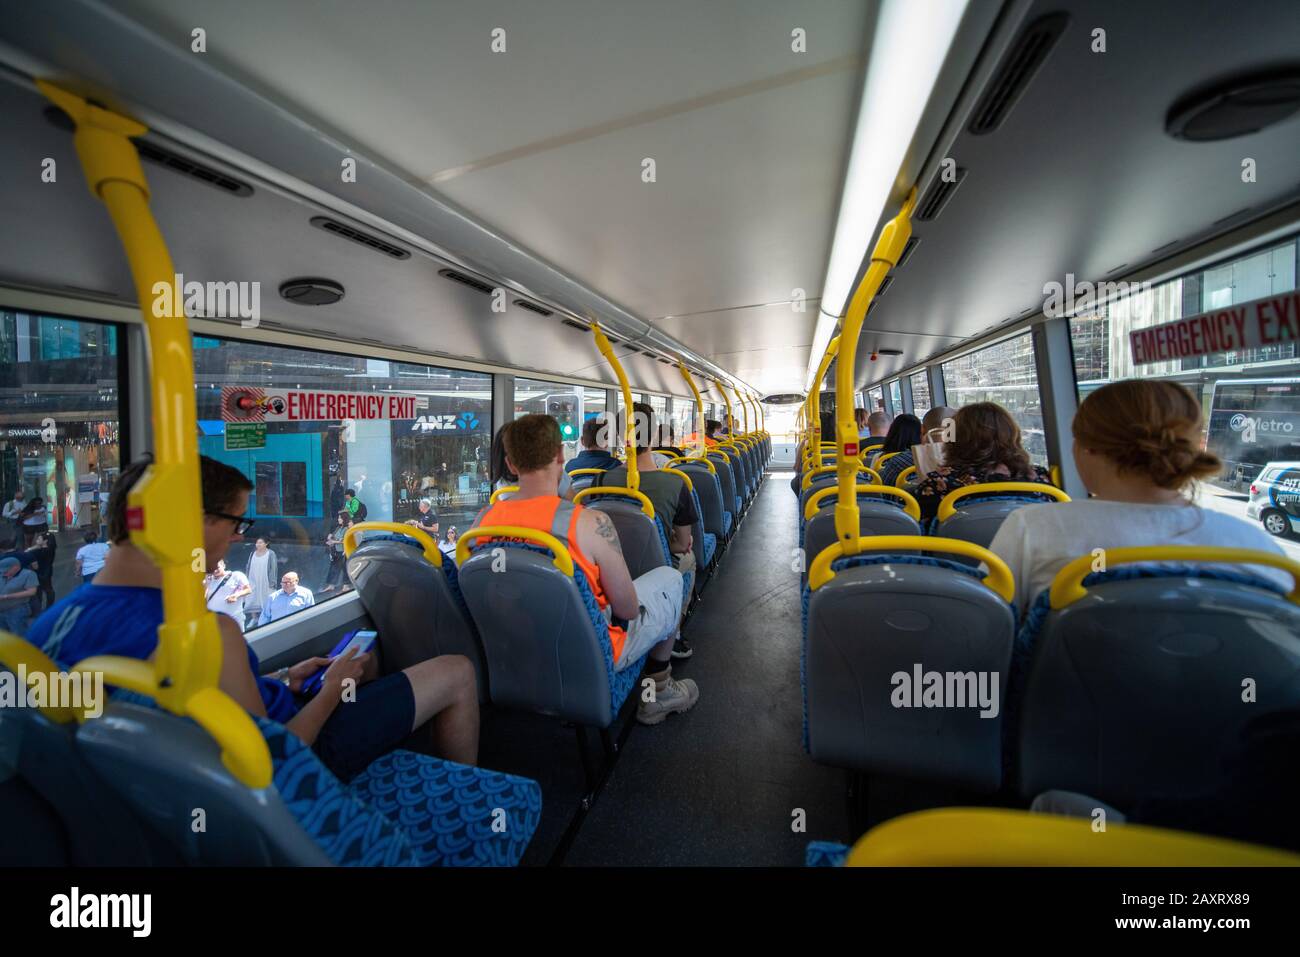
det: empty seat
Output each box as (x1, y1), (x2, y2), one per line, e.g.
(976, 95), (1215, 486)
(803, 537), (1016, 793)
(345, 523), (488, 700)
(799, 469), (881, 521)
(679, 459), (727, 545)
(707, 450), (740, 531)
(1015, 548), (1300, 808)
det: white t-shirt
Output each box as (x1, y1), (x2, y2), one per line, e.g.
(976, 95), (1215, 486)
(987, 499), (1293, 617)
(76, 541), (111, 576)
(206, 570), (251, 630)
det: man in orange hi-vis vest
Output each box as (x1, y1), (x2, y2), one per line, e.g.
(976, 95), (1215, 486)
(472, 414), (700, 726)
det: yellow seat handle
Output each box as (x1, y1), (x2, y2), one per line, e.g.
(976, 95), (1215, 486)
(490, 484), (519, 504)
(937, 482), (1070, 522)
(802, 463), (881, 490)
(572, 485), (656, 519)
(874, 451), (902, 466)
(343, 520), (442, 566)
(660, 467), (694, 493)
(1050, 545), (1300, 609)
(0, 633), (77, 724)
(804, 484), (921, 522)
(895, 465), (918, 487)
(847, 807), (1300, 866)
(808, 536), (1014, 602)
(665, 455), (717, 475)
(455, 525), (575, 577)
(568, 468), (609, 478)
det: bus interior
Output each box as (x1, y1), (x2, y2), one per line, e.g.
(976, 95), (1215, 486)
(1, 0), (1300, 887)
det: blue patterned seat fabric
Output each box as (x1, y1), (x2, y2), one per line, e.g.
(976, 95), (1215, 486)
(702, 532), (717, 567)
(1000, 564), (1291, 782)
(800, 555), (990, 754)
(805, 840), (850, 867)
(110, 693), (541, 866)
(722, 510), (733, 536)
(467, 541), (647, 715)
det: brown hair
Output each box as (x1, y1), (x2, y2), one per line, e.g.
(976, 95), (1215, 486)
(504, 414), (562, 473)
(1073, 380), (1220, 489)
(108, 455), (253, 544)
(947, 403), (1034, 477)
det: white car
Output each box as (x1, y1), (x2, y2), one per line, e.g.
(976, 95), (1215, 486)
(1245, 461), (1300, 537)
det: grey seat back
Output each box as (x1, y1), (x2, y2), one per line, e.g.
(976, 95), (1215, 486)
(707, 452), (739, 520)
(569, 472), (601, 493)
(805, 562), (1014, 792)
(799, 474), (877, 520)
(681, 463), (725, 539)
(584, 497), (669, 579)
(347, 537), (488, 701)
(0, 700), (179, 864)
(77, 702), (332, 865)
(938, 498), (1042, 561)
(1017, 577), (1300, 806)
(457, 546), (619, 727)
(802, 504), (922, 580)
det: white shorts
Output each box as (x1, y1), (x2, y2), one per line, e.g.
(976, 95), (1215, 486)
(614, 564), (685, 670)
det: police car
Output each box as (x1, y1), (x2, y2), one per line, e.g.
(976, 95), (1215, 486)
(1246, 462), (1300, 537)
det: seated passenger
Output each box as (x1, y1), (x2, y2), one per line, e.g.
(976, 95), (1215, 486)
(565, 415), (620, 474)
(704, 419), (723, 447)
(913, 402), (1053, 524)
(654, 422), (686, 459)
(869, 413), (921, 470)
(0, 556), (39, 636)
(28, 456), (480, 781)
(860, 410), (891, 451)
(490, 422), (518, 493)
(988, 379), (1291, 617)
(595, 403), (700, 658)
(473, 414), (699, 722)
(880, 406), (957, 487)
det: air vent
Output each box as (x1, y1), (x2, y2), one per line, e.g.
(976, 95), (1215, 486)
(657, 357), (675, 365)
(310, 217), (410, 260)
(513, 299), (554, 317)
(135, 140), (254, 197)
(916, 167), (968, 221)
(561, 318), (590, 331)
(967, 12), (1069, 135)
(280, 278), (345, 306)
(875, 276), (894, 297)
(896, 236), (921, 268)
(437, 269), (496, 296)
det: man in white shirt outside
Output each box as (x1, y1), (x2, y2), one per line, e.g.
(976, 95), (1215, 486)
(205, 558), (253, 632)
(3, 488), (26, 530)
(258, 571), (315, 625)
(74, 530), (111, 583)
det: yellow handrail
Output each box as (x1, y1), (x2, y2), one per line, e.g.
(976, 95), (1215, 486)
(0, 634), (78, 724)
(802, 463), (881, 491)
(1050, 545), (1300, 609)
(846, 808), (1300, 866)
(590, 321), (639, 491)
(660, 466), (694, 493)
(835, 189), (917, 557)
(715, 377), (735, 442)
(895, 465), (918, 487)
(572, 485), (656, 519)
(936, 482), (1071, 523)
(490, 484), (520, 504)
(874, 451), (902, 467)
(666, 454), (717, 475)
(568, 468), (609, 479)
(805, 335), (840, 457)
(455, 525), (575, 577)
(35, 83), (268, 788)
(803, 484), (920, 522)
(808, 535), (1014, 600)
(677, 362), (708, 458)
(343, 520), (442, 567)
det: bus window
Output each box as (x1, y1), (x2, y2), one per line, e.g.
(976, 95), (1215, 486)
(192, 334), (491, 630)
(1206, 378), (1300, 491)
(514, 378), (607, 461)
(941, 332), (1047, 466)
(909, 371), (931, 419)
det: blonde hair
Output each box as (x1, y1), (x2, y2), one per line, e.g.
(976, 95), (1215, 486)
(1072, 380), (1220, 490)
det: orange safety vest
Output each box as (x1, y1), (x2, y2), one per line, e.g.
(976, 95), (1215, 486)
(473, 495), (626, 660)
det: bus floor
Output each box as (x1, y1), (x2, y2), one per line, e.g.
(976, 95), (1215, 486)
(477, 470), (854, 866)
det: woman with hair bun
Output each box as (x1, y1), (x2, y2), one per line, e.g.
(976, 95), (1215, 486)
(988, 379), (1290, 616)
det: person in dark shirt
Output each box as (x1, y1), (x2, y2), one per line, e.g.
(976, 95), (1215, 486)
(25, 531), (56, 611)
(565, 416), (620, 474)
(595, 402), (699, 658)
(405, 498), (440, 535)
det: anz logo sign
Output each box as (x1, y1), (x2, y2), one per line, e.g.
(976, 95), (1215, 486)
(410, 412), (481, 433)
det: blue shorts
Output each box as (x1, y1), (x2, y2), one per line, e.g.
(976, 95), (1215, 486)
(310, 671), (416, 782)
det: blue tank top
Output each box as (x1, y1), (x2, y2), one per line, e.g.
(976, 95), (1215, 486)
(27, 584), (298, 723)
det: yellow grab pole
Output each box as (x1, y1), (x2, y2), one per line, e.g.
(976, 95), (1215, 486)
(735, 383), (750, 435)
(38, 82), (269, 787)
(716, 378), (735, 439)
(805, 335), (840, 468)
(678, 361), (708, 457)
(590, 321), (639, 491)
(834, 189), (918, 556)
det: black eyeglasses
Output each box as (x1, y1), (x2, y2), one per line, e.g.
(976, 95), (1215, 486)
(207, 510), (255, 535)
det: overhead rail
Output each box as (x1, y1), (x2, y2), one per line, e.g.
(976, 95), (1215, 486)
(28, 82), (270, 787)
